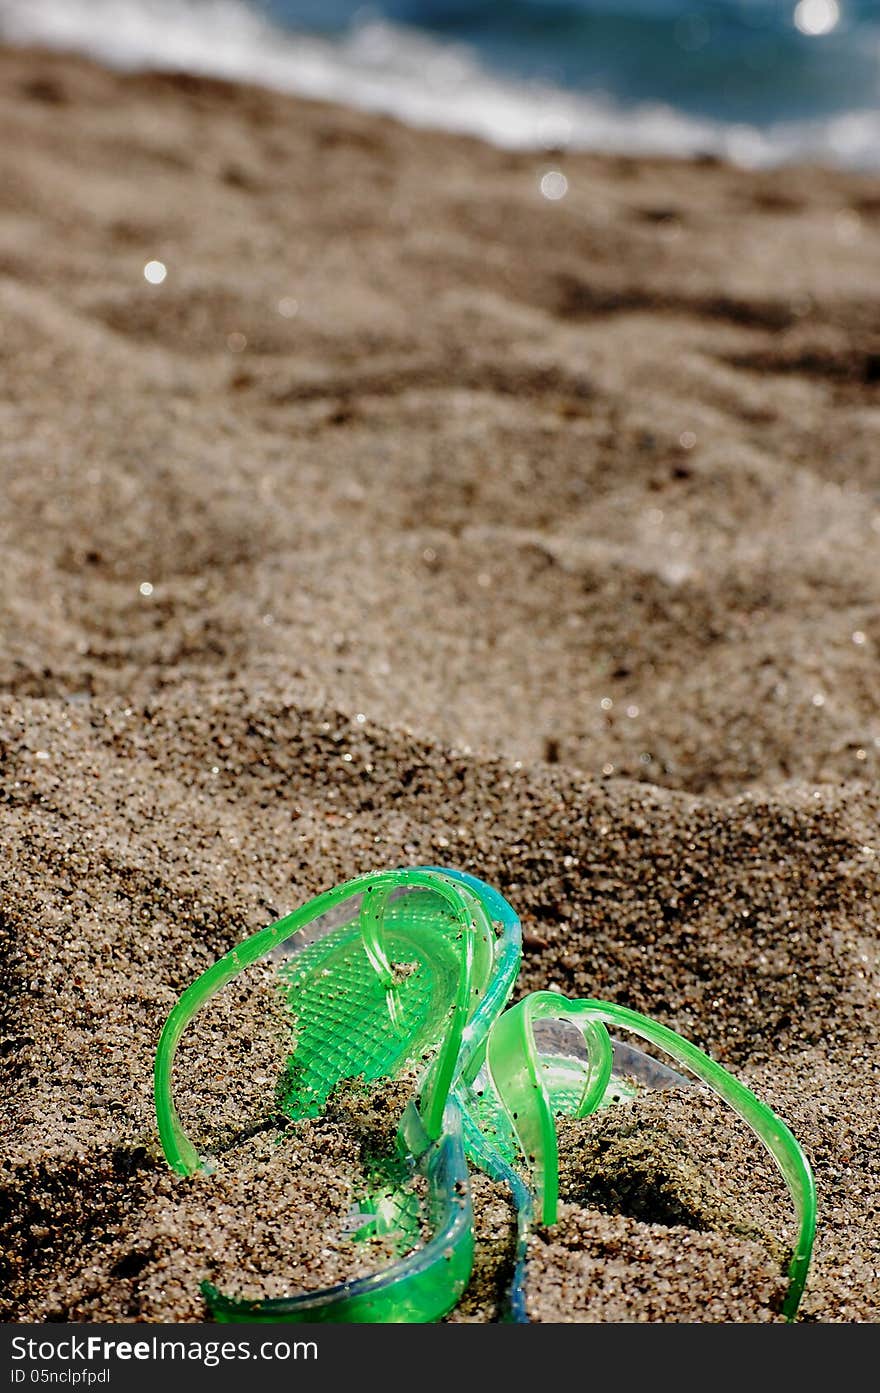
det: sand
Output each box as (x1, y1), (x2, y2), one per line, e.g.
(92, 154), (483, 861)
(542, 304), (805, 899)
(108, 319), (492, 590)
(1, 44), (878, 1324)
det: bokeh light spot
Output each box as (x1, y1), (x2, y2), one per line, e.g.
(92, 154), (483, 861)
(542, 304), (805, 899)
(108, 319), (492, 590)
(540, 170), (569, 201)
(793, 0), (840, 37)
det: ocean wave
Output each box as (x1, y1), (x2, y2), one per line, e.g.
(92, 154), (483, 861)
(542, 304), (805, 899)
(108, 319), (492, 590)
(2, 0), (879, 168)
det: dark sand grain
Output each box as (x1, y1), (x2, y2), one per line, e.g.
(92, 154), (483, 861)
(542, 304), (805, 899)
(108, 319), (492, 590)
(1, 45), (879, 1322)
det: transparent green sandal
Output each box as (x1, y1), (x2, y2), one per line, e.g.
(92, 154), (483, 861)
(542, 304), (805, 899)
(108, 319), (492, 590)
(155, 868), (816, 1322)
(460, 991), (816, 1322)
(153, 866), (521, 1323)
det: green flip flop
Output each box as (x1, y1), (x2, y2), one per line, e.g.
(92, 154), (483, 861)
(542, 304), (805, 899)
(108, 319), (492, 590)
(459, 991), (816, 1322)
(154, 866), (521, 1322)
(154, 866), (816, 1323)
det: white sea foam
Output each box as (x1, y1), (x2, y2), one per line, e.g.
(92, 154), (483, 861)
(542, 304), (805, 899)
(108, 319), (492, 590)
(2, 0), (879, 169)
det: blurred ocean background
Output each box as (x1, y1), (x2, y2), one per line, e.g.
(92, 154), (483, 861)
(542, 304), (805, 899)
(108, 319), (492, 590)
(2, 0), (879, 167)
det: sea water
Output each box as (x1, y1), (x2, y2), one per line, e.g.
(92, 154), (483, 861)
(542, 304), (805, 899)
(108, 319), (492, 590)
(2, 0), (879, 167)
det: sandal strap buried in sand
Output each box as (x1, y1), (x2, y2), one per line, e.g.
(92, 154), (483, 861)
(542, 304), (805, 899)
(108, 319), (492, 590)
(154, 867), (816, 1323)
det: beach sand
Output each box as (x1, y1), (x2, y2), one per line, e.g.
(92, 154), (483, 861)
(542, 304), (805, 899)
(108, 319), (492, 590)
(1, 45), (878, 1323)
